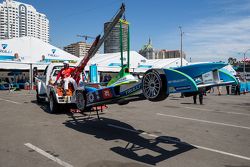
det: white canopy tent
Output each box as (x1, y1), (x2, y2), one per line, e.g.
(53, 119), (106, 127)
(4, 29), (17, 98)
(86, 51), (188, 73)
(0, 36), (80, 70)
(0, 37), (188, 73)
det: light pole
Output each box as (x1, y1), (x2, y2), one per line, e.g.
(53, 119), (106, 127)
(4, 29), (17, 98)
(179, 26), (184, 67)
(243, 49), (250, 81)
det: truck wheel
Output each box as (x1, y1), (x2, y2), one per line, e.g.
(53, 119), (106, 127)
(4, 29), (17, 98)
(142, 69), (168, 101)
(36, 89), (44, 103)
(49, 94), (59, 113)
(36, 93), (42, 103)
(75, 90), (86, 111)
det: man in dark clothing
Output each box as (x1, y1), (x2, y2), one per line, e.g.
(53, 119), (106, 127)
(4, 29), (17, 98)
(226, 85), (230, 95)
(193, 87), (205, 105)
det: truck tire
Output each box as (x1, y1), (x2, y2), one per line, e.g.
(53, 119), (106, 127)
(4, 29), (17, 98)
(36, 89), (44, 103)
(142, 69), (168, 102)
(49, 93), (60, 113)
(75, 90), (86, 111)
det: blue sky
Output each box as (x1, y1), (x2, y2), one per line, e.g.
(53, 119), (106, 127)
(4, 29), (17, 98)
(19, 0), (250, 62)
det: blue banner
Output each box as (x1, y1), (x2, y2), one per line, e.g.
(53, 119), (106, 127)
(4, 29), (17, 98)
(89, 64), (98, 83)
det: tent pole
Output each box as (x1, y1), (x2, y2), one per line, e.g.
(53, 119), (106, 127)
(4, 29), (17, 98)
(119, 20), (124, 76)
(127, 23), (130, 69)
(29, 63), (33, 92)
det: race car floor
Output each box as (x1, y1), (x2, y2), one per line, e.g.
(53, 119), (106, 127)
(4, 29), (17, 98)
(0, 90), (249, 167)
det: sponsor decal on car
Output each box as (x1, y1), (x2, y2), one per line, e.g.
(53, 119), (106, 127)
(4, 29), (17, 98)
(87, 92), (95, 103)
(121, 83), (142, 96)
(102, 88), (113, 99)
(175, 86), (191, 91)
(168, 79), (187, 84)
(169, 87), (176, 92)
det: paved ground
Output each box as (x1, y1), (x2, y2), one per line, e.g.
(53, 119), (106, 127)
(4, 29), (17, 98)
(0, 89), (249, 167)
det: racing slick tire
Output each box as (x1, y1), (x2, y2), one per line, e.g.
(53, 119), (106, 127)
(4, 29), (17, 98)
(117, 99), (129, 105)
(75, 90), (87, 112)
(48, 93), (60, 114)
(142, 69), (168, 102)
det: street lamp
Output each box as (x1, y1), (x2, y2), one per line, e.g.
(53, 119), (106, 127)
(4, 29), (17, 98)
(179, 26), (184, 67)
(243, 49), (250, 81)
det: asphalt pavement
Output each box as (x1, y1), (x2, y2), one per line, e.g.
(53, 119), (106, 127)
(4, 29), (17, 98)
(0, 89), (249, 167)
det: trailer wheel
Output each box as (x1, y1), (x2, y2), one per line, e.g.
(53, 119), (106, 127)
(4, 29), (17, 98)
(142, 70), (168, 101)
(75, 90), (86, 111)
(49, 94), (59, 113)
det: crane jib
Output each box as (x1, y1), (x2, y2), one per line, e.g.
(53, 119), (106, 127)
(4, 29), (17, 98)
(72, 3), (125, 83)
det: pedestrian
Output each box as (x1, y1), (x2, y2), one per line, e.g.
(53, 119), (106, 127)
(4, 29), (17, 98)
(193, 87), (205, 105)
(217, 86), (221, 96)
(235, 77), (241, 95)
(226, 85), (230, 95)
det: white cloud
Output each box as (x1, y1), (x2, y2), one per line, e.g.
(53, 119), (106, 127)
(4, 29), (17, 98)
(184, 1), (250, 62)
(185, 16), (250, 62)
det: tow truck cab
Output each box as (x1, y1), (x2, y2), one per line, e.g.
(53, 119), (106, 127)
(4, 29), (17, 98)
(36, 63), (81, 113)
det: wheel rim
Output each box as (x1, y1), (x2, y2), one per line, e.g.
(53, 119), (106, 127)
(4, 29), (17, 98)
(76, 91), (85, 110)
(142, 72), (161, 99)
(49, 96), (54, 111)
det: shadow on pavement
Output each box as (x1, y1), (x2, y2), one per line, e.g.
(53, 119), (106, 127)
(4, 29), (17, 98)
(31, 100), (72, 115)
(63, 115), (196, 165)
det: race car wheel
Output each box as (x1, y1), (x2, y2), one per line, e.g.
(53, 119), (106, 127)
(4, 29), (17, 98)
(75, 90), (86, 111)
(142, 70), (168, 101)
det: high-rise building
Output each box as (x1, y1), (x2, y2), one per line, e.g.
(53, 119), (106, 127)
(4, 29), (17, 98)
(0, 0), (49, 43)
(104, 21), (128, 53)
(139, 38), (186, 59)
(63, 41), (92, 58)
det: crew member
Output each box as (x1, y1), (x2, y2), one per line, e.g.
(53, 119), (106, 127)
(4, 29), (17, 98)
(55, 61), (77, 95)
(193, 87), (205, 105)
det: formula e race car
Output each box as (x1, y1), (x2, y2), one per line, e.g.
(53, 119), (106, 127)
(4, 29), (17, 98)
(74, 61), (238, 111)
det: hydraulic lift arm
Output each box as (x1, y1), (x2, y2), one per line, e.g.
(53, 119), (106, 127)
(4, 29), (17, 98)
(73, 3), (126, 83)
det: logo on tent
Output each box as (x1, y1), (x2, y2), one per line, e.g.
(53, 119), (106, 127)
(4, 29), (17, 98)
(2, 44), (8, 49)
(52, 49), (56, 54)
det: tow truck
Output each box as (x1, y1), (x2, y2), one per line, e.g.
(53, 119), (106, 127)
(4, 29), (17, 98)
(36, 4), (126, 113)
(36, 3), (238, 115)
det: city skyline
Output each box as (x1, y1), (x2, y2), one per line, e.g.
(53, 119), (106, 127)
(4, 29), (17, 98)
(0, 0), (49, 42)
(1, 0), (250, 62)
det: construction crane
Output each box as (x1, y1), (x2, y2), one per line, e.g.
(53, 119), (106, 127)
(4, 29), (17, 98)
(72, 3), (126, 83)
(76, 35), (95, 42)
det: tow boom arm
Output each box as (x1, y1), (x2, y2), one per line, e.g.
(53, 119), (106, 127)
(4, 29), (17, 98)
(73, 3), (126, 83)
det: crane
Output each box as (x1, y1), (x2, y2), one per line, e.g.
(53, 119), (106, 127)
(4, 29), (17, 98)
(72, 3), (126, 83)
(76, 35), (95, 42)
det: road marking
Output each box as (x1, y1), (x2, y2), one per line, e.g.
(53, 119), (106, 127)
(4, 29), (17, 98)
(157, 113), (250, 130)
(184, 106), (250, 116)
(184, 107), (213, 111)
(107, 124), (250, 161)
(24, 143), (73, 167)
(191, 145), (250, 161)
(0, 97), (21, 104)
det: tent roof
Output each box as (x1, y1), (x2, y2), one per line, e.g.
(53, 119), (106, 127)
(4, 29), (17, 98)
(0, 36), (80, 69)
(0, 37), (188, 72)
